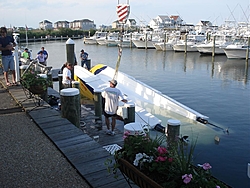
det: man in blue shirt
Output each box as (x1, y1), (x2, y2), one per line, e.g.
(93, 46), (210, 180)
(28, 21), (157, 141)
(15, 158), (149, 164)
(80, 49), (89, 70)
(37, 47), (48, 65)
(0, 27), (17, 86)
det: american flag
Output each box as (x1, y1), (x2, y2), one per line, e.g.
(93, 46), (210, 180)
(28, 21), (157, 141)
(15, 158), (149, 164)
(116, 4), (130, 23)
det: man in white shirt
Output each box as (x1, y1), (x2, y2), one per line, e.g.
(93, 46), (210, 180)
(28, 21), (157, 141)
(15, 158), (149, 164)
(102, 79), (127, 135)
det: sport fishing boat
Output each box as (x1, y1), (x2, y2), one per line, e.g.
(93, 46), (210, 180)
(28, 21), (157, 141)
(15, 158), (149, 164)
(74, 64), (209, 129)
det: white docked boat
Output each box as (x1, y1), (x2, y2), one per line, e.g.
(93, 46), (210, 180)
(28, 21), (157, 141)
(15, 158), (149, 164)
(196, 35), (233, 55)
(132, 32), (163, 49)
(96, 36), (107, 45)
(196, 41), (228, 55)
(224, 44), (250, 59)
(173, 34), (206, 52)
(115, 33), (134, 48)
(74, 64), (209, 129)
(106, 32), (119, 47)
(84, 31), (107, 45)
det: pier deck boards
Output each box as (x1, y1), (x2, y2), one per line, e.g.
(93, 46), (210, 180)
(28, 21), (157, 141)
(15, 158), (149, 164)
(5, 84), (138, 188)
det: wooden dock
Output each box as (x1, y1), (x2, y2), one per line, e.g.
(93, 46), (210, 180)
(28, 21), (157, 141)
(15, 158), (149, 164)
(6, 84), (138, 188)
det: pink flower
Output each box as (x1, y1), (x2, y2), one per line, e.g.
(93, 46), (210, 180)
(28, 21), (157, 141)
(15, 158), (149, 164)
(155, 156), (167, 162)
(168, 157), (173, 162)
(202, 163), (212, 170)
(157, 146), (167, 155)
(123, 131), (130, 140)
(216, 186), (220, 188)
(182, 174), (192, 184)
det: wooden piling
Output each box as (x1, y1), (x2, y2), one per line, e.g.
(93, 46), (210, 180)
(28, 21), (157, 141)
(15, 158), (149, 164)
(124, 102), (135, 125)
(212, 35), (216, 57)
(60, 88), (80, 128)
(58, 74), (63, 90)
(246, 37), (250, 61)
(166, 119), (180, 146)
(184, 34), (187, 54)
(93, 90), (102, 127)
(66, 38), (75, 80)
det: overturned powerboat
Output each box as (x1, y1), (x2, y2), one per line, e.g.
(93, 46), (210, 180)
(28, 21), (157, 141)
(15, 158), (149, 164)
(74, 64), (208, 129)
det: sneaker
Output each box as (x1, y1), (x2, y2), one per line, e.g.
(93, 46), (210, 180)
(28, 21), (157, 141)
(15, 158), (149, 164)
(111, 131), (115, 136)
(106, 130), (112, 135)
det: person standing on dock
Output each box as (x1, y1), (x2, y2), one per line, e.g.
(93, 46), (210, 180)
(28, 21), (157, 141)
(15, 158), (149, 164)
(80, 49), (89, 70)
(36, 51), (46, 66)
(102, 79), (127, 135)
(0, 27), (17, 86)
(62, 62), (74, 88)
(37, 47), (48, 65)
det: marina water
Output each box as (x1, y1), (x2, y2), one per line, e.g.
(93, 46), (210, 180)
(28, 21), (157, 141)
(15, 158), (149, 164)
(24, 39), (250, 188)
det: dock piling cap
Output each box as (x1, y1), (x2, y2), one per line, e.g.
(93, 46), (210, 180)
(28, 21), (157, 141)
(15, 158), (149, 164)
(60, 88), (79, 96)
(124, 122), (144, 135)
(167, 119), (181, 126)
(72, 81), (79, 84)
(37, 74), (47, 78)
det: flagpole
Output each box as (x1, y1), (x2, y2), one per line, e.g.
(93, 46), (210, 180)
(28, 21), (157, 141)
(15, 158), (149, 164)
(25, 25), (28, 47)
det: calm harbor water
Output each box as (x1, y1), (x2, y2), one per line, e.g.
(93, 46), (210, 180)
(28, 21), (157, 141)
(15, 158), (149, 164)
(23, 39), (250, 188)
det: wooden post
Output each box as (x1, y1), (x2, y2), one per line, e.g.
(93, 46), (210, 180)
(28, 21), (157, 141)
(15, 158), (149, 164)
(145, 33), (148, 49)
(58, 73), (63, 90)
(60, 88), (80, 128)
(124, 102), (135, 125)
(47, 72), (53, 88)
(72, 81), (80, 89)
(184, 34), (187, 54)
(130, 32), (132, 48)
(66, 38), (75, 80)
(166, 119), (180, 146)
(212, 35), (216, 57)
(246, 37), (250, 61)
(93, 90), (102, 128)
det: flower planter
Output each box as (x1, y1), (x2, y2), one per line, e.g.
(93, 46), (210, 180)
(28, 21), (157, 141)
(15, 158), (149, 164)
(29, 85), (46, 95)
(116, 158), (163, 188)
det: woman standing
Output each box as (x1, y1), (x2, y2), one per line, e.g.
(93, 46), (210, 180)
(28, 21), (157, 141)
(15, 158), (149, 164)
(62, 62), (74, 88)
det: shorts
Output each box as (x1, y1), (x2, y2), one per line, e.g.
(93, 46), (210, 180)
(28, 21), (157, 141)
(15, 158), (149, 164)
(103, 111), (116, 118)
(2, 55), (15, 72)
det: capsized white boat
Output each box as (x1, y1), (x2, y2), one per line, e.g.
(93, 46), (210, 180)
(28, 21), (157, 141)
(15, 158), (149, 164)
(74, 64), (209, 129)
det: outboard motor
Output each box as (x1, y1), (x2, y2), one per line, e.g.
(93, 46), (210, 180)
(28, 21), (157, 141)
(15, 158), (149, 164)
(196, 117), (208, 124)
(154, 123), (165, 133)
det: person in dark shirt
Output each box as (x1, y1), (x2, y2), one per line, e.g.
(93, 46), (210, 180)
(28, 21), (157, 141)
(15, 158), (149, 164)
(0, 27), (17, 86)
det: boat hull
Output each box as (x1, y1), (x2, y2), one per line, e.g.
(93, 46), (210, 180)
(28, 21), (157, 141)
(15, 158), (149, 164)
(224, 48), (250, 59)
(197, 46), (225, 55)
(132, 40), (156, 49)
(74, 64), (208, 128)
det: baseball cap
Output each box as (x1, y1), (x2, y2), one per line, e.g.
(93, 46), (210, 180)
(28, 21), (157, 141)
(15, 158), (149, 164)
(109, 79), (117, 86)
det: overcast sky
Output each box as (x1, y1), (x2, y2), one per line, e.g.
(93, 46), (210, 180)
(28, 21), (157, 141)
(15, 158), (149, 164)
(0, 0), (249, 29)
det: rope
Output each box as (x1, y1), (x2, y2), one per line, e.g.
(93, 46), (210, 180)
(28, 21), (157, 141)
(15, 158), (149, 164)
(113, 45), (122, 80)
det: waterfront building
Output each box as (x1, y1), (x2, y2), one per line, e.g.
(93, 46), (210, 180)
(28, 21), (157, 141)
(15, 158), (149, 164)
(39, 20), (53, 30)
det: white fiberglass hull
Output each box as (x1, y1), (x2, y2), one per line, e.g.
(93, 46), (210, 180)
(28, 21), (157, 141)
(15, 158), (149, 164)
(132, 40), (156, 49)
(84, 37), (97, 44)
(196, 45), (225, 55)
(74, 65), (208, 128)
(173, 44), (198, 52)
(224, 47), (250, 59)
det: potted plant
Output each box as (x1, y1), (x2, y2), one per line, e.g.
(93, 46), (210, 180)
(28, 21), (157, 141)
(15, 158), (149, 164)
(105, 130), (231, 188)
(21, 70), (52, 95)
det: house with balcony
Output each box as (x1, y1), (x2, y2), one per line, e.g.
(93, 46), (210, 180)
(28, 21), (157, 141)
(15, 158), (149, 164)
(149, 15), (183, 31)
(39, 20), (53, 30)
(112, 18), (137, 30)
(70, 19), (96, 30)
(54, 21), (70, 29)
